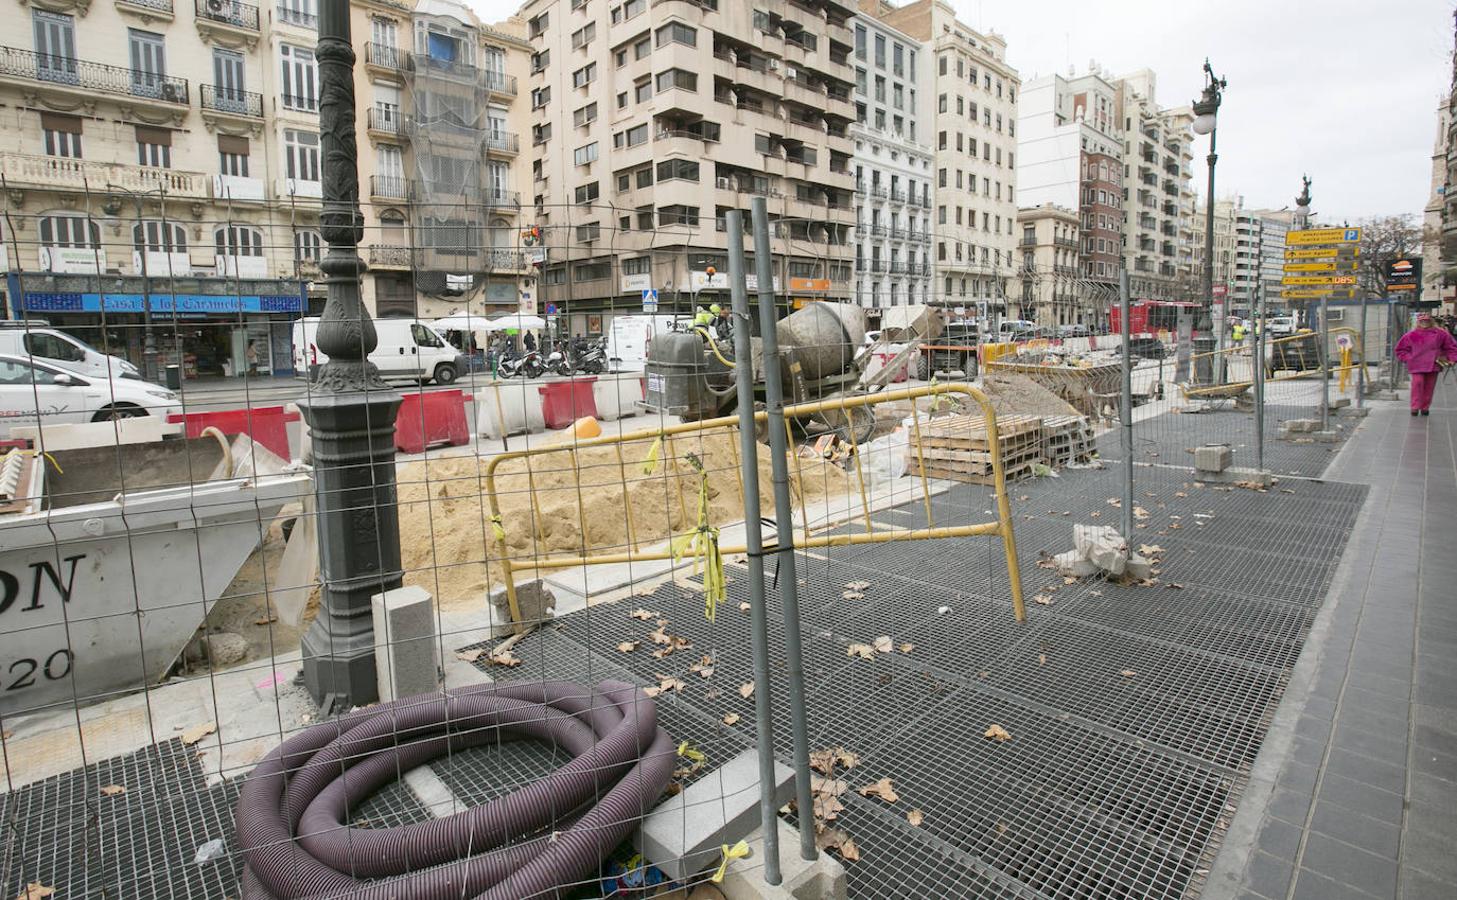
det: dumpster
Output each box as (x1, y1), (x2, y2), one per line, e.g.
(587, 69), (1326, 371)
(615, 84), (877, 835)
(539, 376), (599, 429)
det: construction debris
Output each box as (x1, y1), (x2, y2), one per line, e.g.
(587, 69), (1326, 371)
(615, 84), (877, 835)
(1052, 525), (1155, 581)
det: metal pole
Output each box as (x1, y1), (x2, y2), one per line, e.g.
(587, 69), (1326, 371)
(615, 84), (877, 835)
(750, 197), (816, 862)
(1119, 265), (1134, 543)
(297, 0), (402, 712)
(1319, 294), (1330, 432)
(1254, 280), (1266, 474)
(726, 209), (782, 886)
(1205, 128), (1223, 385)
(1357, 294), (1367, 408)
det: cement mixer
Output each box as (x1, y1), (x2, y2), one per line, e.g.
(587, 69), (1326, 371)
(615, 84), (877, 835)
(642, 301), (941, 441)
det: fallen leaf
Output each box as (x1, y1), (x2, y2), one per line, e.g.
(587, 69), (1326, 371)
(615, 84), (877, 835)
(649, 626), (672, 644)
(180, 722), (216, 745)
(842, 590), (865, 601)
(616, 641), (639, 653)
(1133, 506), (1150, 520)
(1280, 488), (1296, 494)
(629, 608), (659, 620)
(1038, 653), (1047, 666)
(1036, 558), (1058, 569)
(813, 793), (846, 820)
(1166, 583), (1184, 590)
(1034, 594), (1053, 606)
(253, 616), (278, 625)
(847, 642), (877, 660)
(898, 642), (915, 654)
(1138, 544), (1165, 556)
(844, 580), (871, 591)
(99, 784), (126, 797)
(811, 774), (848, 796)
(995, 822), (1009, 836)
(836, 748), (860, 769)
(739, 601), (752, 612)
(454, 648), (485, 663)
(488, 650), (522, 667)
(1120, 669), (1137, 678)
(17, 884), (55, 900)
(722, 713), (740, 726)
(739, 681), (755, 698)
(984, 724), (1012, 742)
(809, 749), (838, 774)
(857, 777), (900, 803)
(872, 636), (894, 654)
(1090, 510), (1102, 517)
(907, 809), (925, 827)
(815, 826), (860, 861)
(1107, 497), (1122, 507)
(1062, 576), (1077, 585)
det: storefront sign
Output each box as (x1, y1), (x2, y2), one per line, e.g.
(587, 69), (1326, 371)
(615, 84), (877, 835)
(620, 273), (652, 292)
(20, 292), (304, 314)
(38, 247), (105, 275)
(789, 277), (831, 292)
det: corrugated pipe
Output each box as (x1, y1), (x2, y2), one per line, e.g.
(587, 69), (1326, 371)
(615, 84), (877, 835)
(236, 680), (675, 899)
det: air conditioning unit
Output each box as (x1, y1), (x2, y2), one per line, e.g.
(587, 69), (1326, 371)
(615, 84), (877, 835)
(206, 0), (226, 11)
(715, 177), (731, 189)
(766, 59), (780, 72)
(160, 83), (184, 103)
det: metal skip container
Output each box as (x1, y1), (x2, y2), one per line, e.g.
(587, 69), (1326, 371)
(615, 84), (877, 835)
(0, 455), (310, 718)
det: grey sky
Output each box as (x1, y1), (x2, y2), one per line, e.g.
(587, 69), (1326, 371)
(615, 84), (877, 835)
(466, 0), (1453, 222)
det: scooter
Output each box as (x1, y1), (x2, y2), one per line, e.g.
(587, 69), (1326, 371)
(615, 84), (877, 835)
(544, 344), (574, 377)
(572, 337), (608, 375)
(497, 347), (544, 379)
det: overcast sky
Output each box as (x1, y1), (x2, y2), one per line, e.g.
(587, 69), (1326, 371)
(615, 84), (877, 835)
(466, 0), (1453, 222)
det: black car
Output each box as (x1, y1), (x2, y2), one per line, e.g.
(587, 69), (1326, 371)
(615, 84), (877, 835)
(1128, 337), (1168, 360)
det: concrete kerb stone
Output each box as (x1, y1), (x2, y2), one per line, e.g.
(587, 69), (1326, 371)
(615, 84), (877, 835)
(487, 579), (556, 638)
(370, 585), (440, 702)
(1194, 445), (1233, 473)
(717, 818), (848, 900)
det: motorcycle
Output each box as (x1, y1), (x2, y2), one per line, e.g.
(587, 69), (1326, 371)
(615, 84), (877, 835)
(497, 347), (544, 379)
(571, 337), (608, 375)
(543, 344), (573, 377)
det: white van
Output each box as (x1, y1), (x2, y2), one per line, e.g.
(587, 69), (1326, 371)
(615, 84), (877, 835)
(292, 317), (464, 384)
(0, 322), (142, 381)
(608, 314), (683, 372)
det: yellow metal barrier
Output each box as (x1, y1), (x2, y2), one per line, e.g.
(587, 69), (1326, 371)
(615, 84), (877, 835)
(483, 382), (1027, 630)
(1181, 327), (1365, 399)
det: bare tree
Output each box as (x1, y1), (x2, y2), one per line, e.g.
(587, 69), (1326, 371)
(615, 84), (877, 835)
(1354, 214), (1423, 295)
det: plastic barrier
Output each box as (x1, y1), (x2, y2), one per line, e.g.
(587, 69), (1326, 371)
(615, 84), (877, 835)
(979, 342), (1017, 366)
(476, 382), (546, 438)
(591, 376), (645, 421)
(395, 389), (470, 455)
(167, 406), (297, 460)
(539, 376), (599, 430)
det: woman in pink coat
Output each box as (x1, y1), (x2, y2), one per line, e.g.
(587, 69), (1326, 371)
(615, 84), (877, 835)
(1394, 313), (1457, 415)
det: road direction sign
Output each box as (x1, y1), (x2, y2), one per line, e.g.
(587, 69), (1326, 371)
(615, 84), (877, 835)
(1284, 247), (1360, 260)
(1282, 274), (1357, 286)
(1281, 261), (1359, 273)
(1285, 227), (1362, 246)
(1284, 287), (1357, 299)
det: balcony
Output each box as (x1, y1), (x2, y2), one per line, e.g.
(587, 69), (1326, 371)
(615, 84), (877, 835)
(195, 0), (258, 31)
(370, 175), (408, 200)
(368, 245), (412, 268)
(890, 227), (906, 240)
(277, 177), (322, 200)
(280, 93), (318, 114)
(870, 260), (886, 274)
(485, 248), (525, 270)
(870, 186), (887, 200)
(0, 47), (189, 107)
(0, 150), (208, 198)
(276, 3), (316, 28)
(365, 42), (408, 72)
(117, 0), (174, 18)
(367, 107), (406, 138)
(890, 189), (907, 204)
(484, 188), (520, 208)
(485, 131), (520, 155)
(870, 224), (887, 237)
(890, 261), (908, 275)
(200, 85), (262, 119)
(483, 70), (517, 96)
(1054, 236), (1078, 249)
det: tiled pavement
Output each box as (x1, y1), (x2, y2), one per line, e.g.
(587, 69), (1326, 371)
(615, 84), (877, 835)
(1206, 379), (1457, 900)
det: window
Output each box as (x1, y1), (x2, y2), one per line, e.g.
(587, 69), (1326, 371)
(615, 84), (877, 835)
(531, 50), (549, 73)
(533, 123), (552, 144)
(658, 204), (698, 226)
(574, 261), (610, 280)
(656, 159), (699, 182)
(573, 102), (598, 127)
(635, 78), (652, 102)
(892, 43), (903, 77)
(135, 126), (171, 168)
(855, 24), (866, 60)
(575, 182), (600, 205)
(892, 84), (903, 110)
(284, 129), (320, 183)
(572, 62), (596, 88)
(33, 11), (77, 86)
(371, 16), (397, 50)
(617, 123), (648, 148)
(617, 172), (630, 192)
(543, 267), (566, 285)
(294, 229), (321, 262)
(280, 44), (317, 111)
(907, 49), (916, 83)
(532, 86), (551, 108)
(615, 47), (628, 67)
(215, 224), (264, 257)
(576, 222), (601, 242)
(873, 34), (885, 68)
(613, 0), (645, 22)
(617, 91), (628, 108)
(40, 112), (82, 158)
(527, 12), (548, 38)
(128, 29), (166, 97)
(636, 166), (654, 188)
(218, 133), (250, 176)
(132, 220), (187, 253)
(624, 256), (650, 275)
(655, 68), (696, 92)
(655, 22), (695, 47)
(874, 75), (885, 102)
(635, 36), (651, 59)
(570, 22), (595, 49)
(574, 142), (598, 166)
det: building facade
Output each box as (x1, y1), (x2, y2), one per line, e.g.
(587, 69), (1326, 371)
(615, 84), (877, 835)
(0, 0), (311, 376)
(849, 13), (932, 315)
(1239, 210), (1288, 314)
(1013, 203), (1079, 325)
(1425, 99), (1450, 307)
(1115, 70), (1194, 301)
(520, 0), (858, 334)
(864, 0), (1018, 321)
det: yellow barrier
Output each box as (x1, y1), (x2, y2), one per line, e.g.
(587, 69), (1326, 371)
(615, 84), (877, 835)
(483, 382), (1027, 630)
(1181, 327), (1365, 399)
(980, 342), (1017, 365)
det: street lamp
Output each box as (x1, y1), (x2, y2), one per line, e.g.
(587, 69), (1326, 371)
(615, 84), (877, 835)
(1295, 175), (1312, 230)
(1192, 58), (1227, 379)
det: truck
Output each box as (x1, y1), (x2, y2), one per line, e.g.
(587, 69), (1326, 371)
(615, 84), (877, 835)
(916, 320), (979, 380)
(641, 301), (942, 442)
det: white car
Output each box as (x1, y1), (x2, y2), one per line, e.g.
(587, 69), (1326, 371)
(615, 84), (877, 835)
(0, 353), (181, 439)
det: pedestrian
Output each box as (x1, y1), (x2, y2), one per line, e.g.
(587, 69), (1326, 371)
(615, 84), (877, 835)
(245, 339), (259, 375)
(1393, 313), (1457, 416)
(523, 330), (537, 352)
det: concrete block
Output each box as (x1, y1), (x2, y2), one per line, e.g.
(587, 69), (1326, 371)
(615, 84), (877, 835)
(487, 580), (555, 638)
(717, 818), (847, 900)
(1053, 549), (1099, 578)
(1311, 429), (1341, 443)
(639, 748), (796, 883)
(1337, 406), (1371, 418)
(1281, 419), (1320, 434)
(10, 417), (180, 450)
(476, 383), (545, 438)
(1074, 524), (1127, 575)
(1193, 445), (1233, 473)
(1329, 397), (1351, 409)
(592, 376), (644, 421)
(1124, 554), (1154, 581)
(371, 586), (439, 702)
(1195, 466), (1274, 487)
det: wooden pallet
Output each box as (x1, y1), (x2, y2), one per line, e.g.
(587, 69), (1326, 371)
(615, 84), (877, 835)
(910, 457), (1037, 485)
(1039, 414), (1096, 465)
(912, 414), (1042, 451)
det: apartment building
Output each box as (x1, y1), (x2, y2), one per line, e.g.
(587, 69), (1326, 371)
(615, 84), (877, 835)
(1190, 196), (1237, 300)
(1015, 68), (1125, 323)
(849, 13), (932, 316)
(861, 0), (1019, 320)
(352, 0), (533, 321)
(520, 0), (857, 333)
(1116, 70), (1195, 301)
(1013, 203), (1079, 325)
(1234, 209), (1288, 314)
(1424, 99), (1450, 307)
(0, 0), (309, 375)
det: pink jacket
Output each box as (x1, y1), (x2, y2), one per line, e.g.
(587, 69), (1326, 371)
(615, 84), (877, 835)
(1395, 327), (1457, 374)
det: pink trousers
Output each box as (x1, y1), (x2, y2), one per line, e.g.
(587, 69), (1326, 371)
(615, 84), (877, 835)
(1411, 371), (1438, 411)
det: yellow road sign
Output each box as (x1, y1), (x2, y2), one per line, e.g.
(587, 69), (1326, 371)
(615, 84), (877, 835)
(1284, 247), (1360, 260)
(1285, 227), (1362, 246)
(1284, 288), (1357, 299)
(1282, 261), (1359, 273)
(1282, 274), (1357, 286)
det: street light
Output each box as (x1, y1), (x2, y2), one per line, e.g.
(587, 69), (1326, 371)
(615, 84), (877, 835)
(1192, 58), (1227, 380)
(1295, 174), (1312, 229)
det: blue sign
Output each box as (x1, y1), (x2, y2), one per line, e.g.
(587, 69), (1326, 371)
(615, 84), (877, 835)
(642, 288), (658, 313)
(18, 291), (303, 314)
(545, 302), (559, 315)
(1344, 229), (1360, 242)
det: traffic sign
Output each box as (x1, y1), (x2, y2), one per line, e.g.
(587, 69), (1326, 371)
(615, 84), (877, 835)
(1285, 227), (1362, 246)
(1281, 261), (1359, 273)
(641, 288), (658, 312)
(1285, 247), (1360, 260)
(1284, 287), (1357, 300)
(545, 302), (559, 315)
(1282, 274), (1356, 286)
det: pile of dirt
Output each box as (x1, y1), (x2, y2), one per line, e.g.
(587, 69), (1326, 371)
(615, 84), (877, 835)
(396, 430), (848, 608)
(980, 371), (1084, 419)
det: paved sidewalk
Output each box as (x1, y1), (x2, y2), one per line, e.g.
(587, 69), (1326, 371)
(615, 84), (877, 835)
(1206, 379), (1457, 900)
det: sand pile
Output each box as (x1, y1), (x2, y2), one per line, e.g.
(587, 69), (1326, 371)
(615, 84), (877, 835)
(396, 430), (847, 607)
(980, 371), (1084, 419)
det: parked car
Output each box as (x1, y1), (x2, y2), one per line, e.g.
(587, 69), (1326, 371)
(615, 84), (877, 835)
(293, 317), (464, 384)
(0, 353), (180, 439)
(1058, 324), (1092, 338)
(0, 322), (141, 381)
(1267, 315), (1297, 336)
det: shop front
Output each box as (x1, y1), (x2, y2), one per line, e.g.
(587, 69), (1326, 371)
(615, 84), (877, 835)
(6, 273), (305, 378)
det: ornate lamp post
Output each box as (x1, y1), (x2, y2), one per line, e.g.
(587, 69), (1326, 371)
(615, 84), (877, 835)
(297, 0), (402, 712)
(1192, 59), (1226, 380)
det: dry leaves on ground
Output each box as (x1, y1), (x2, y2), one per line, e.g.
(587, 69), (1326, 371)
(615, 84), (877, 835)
(722, 713), (740, 726)
(643, 676), (686, 698)
(872, 636), (894, 654)
(813, 793), (846, 820)
(857, 777), (900, 803)
(254, 616), (278, 625)
(488, 650), (521, 667)
(1166, 583), (1185, 590)
(1133, 506), (1150, 520)
(984, 724), (1012, 742)
(898, 643), (915, 654)
(1034, 594), (1054, 606)
(17, 885), (55, 900)
(845, 580), (871, 591)
(811, 774), (848, 796)
(906, 809), (925, 827)
(689, 655), (716, 679)
(739, 681), (755, 699)
(816, 826), (860, 862)
(1038, 653), (1047, 666)
(842, 589), (865, 601)
(99, 784), (126, 797)
(1120, 669), (1137, 678)
(455, 648), (485, 663)
(739, 601), (751, 612)
(1138, 544), (1165, 556)
(1106, 498), (1122, 508)
(616, 641), (639, 653)
(180, 722), (216, 746)
(847, 643), (877, 660)
(629, 608), (660, 620)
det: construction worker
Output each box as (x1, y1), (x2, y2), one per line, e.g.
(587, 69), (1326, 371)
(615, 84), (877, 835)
(1231, 320), (1248, 346)
(693, 305), (713, 328)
